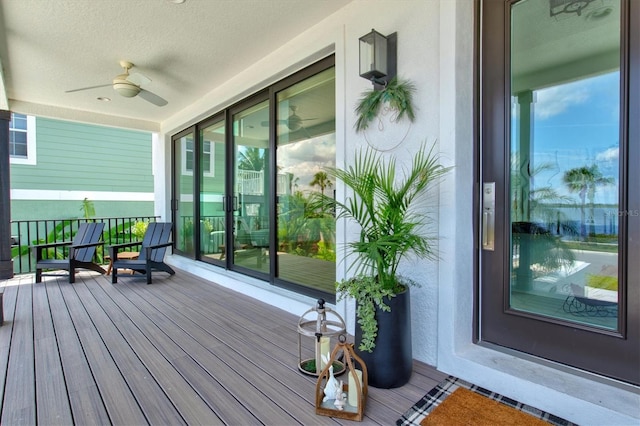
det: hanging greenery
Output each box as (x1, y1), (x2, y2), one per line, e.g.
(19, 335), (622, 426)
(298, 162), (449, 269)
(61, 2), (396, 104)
(354, 77), (416, 133)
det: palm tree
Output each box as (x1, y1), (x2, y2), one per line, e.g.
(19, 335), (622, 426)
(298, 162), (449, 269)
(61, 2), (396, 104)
(309, 171), (333, 196)
(237, 147), (264, 171)
(80, 197), (96, 219)
(563, 164), (614, 238)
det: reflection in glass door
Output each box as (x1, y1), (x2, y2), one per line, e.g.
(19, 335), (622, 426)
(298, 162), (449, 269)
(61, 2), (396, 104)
(199, 119), (225, 263)
(509, 1), (621, 330)
(232, 100), (270, 274)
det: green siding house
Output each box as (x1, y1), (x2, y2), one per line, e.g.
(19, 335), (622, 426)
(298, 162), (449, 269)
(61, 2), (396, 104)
(10, 114), (154, 220)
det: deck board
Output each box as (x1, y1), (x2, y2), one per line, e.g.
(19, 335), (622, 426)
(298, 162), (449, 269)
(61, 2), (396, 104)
(33, 281), (74, 425)
(57, 277), (149, 425)
(0, 282), (19, 413)
(113, 279), (318, 425)
(1, 268), (447, 425)
(2, 281), (36, 426)
(45, 278), (111, 425)
(71, 279), (191, 425)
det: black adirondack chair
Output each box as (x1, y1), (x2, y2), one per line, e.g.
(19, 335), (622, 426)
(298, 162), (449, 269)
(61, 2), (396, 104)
(109, 222), (175, 284)
(32, 222), (106, 283)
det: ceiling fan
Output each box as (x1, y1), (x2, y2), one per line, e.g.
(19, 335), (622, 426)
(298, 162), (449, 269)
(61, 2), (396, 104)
(65, 61), (168, 106)
(262, 105), (316, 131)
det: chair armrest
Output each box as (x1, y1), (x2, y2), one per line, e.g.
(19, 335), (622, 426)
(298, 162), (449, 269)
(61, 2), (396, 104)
(144, 241), (173, 258)
(31, 241), (72, 262)
(146, 241), (173, 250)
(31, 241), (72, 250)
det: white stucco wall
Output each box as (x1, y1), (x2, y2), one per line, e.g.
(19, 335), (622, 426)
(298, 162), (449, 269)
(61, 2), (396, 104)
(160, 1), (639, 424)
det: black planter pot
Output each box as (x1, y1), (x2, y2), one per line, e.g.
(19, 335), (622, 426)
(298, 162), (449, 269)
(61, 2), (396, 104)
(355, 287), (412, 388)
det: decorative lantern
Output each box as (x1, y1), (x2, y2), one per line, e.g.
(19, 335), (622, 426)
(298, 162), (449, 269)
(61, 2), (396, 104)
(359, 28), (397, 89)
(315, 335), (368, 421)
(297, 299), (346, 376)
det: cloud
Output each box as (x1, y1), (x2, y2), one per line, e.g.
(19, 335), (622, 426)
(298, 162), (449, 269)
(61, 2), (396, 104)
(277, 135), (336, 193)
(596, 147), (619, 162)
(534, 84), (589, 119)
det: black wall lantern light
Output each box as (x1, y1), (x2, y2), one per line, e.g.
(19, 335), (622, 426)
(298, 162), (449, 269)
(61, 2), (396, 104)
(359, 28), (397, 90)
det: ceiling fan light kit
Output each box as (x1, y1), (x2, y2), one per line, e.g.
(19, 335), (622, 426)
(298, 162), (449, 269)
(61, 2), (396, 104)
(113, 79), (141, 98)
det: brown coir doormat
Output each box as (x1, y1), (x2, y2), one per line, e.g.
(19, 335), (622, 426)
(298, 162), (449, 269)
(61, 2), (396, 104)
(421, 387), (548, 425)
(397, 376), (577, 426)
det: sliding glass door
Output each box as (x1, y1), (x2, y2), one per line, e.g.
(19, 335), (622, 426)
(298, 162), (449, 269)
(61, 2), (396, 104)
(275, 67), (336, 293)
(199, 117), (226, 263)
(172, 56), (336, 300)
(173, 129), (195, 256)
(231, 98), (271, 276)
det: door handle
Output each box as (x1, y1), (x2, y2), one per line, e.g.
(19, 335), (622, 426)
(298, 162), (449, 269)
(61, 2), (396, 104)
(482, 182), (495, 251)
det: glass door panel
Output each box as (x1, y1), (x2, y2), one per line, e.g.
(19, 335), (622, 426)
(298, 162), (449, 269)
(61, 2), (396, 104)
(275, 68), (336, 293)
(509, 1), (621, 330)
(232, 100), (270, 274)
(199, 119), (225, 263)
(174, 131), (195, 256)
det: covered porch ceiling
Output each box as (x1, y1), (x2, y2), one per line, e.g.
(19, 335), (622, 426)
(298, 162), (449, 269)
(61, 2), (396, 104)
(0, 0), (350, 130)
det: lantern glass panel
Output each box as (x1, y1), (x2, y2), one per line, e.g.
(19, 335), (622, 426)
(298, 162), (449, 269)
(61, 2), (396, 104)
(359, 30), (388, 80)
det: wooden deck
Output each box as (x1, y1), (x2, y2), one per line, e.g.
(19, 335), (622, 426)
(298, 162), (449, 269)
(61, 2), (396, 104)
(0, 268), (447, 425)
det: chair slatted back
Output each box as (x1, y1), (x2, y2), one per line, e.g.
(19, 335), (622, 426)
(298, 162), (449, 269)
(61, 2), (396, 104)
(139, 222), (173, 262)
(72, 222), (105, 262)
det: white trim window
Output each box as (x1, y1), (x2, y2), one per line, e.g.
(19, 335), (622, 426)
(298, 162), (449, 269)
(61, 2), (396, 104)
(9, 113), (37, 165)
(181, 137), (214, 177)
(201, 140), (213, 177)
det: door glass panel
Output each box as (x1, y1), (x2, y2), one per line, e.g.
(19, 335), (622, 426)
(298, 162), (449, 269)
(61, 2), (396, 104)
(232, 101), (270, 273)
(276, 68), (336, 293)
(200, 120), (225, 261)
(510, 0), (620, 330)
(175, 132), (195, 255)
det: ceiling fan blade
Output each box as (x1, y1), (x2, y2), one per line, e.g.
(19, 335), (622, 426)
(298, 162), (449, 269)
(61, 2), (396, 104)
(261, 120), (288, 127)
(139, 89), (168, 107)
(127, 72), (151, 87)
(65, 83), (112, 93)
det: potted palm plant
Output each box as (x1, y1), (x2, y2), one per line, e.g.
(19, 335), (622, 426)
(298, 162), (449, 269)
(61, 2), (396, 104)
(323, 142), (450, 388)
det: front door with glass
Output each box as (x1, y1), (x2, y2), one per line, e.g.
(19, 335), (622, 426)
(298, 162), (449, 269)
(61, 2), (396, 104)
(480, 0), (639, 385)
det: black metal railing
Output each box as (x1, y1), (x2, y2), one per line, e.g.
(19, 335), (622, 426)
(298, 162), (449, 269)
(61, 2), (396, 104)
(10, 216), (160, 275)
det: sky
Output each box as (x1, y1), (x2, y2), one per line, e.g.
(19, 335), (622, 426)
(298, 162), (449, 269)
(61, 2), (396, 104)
(515, 71), (620, 206)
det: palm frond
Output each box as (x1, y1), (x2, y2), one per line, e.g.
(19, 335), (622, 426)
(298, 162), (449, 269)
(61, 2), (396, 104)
(329, 141), (451, 291)
(354, 77), (417, 132)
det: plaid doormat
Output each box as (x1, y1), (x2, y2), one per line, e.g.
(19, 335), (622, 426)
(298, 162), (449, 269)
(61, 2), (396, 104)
(396, 376), (577, 426)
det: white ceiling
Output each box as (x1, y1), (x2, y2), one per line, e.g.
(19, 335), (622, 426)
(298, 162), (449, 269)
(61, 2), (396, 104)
(0, 0), (350, 126)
